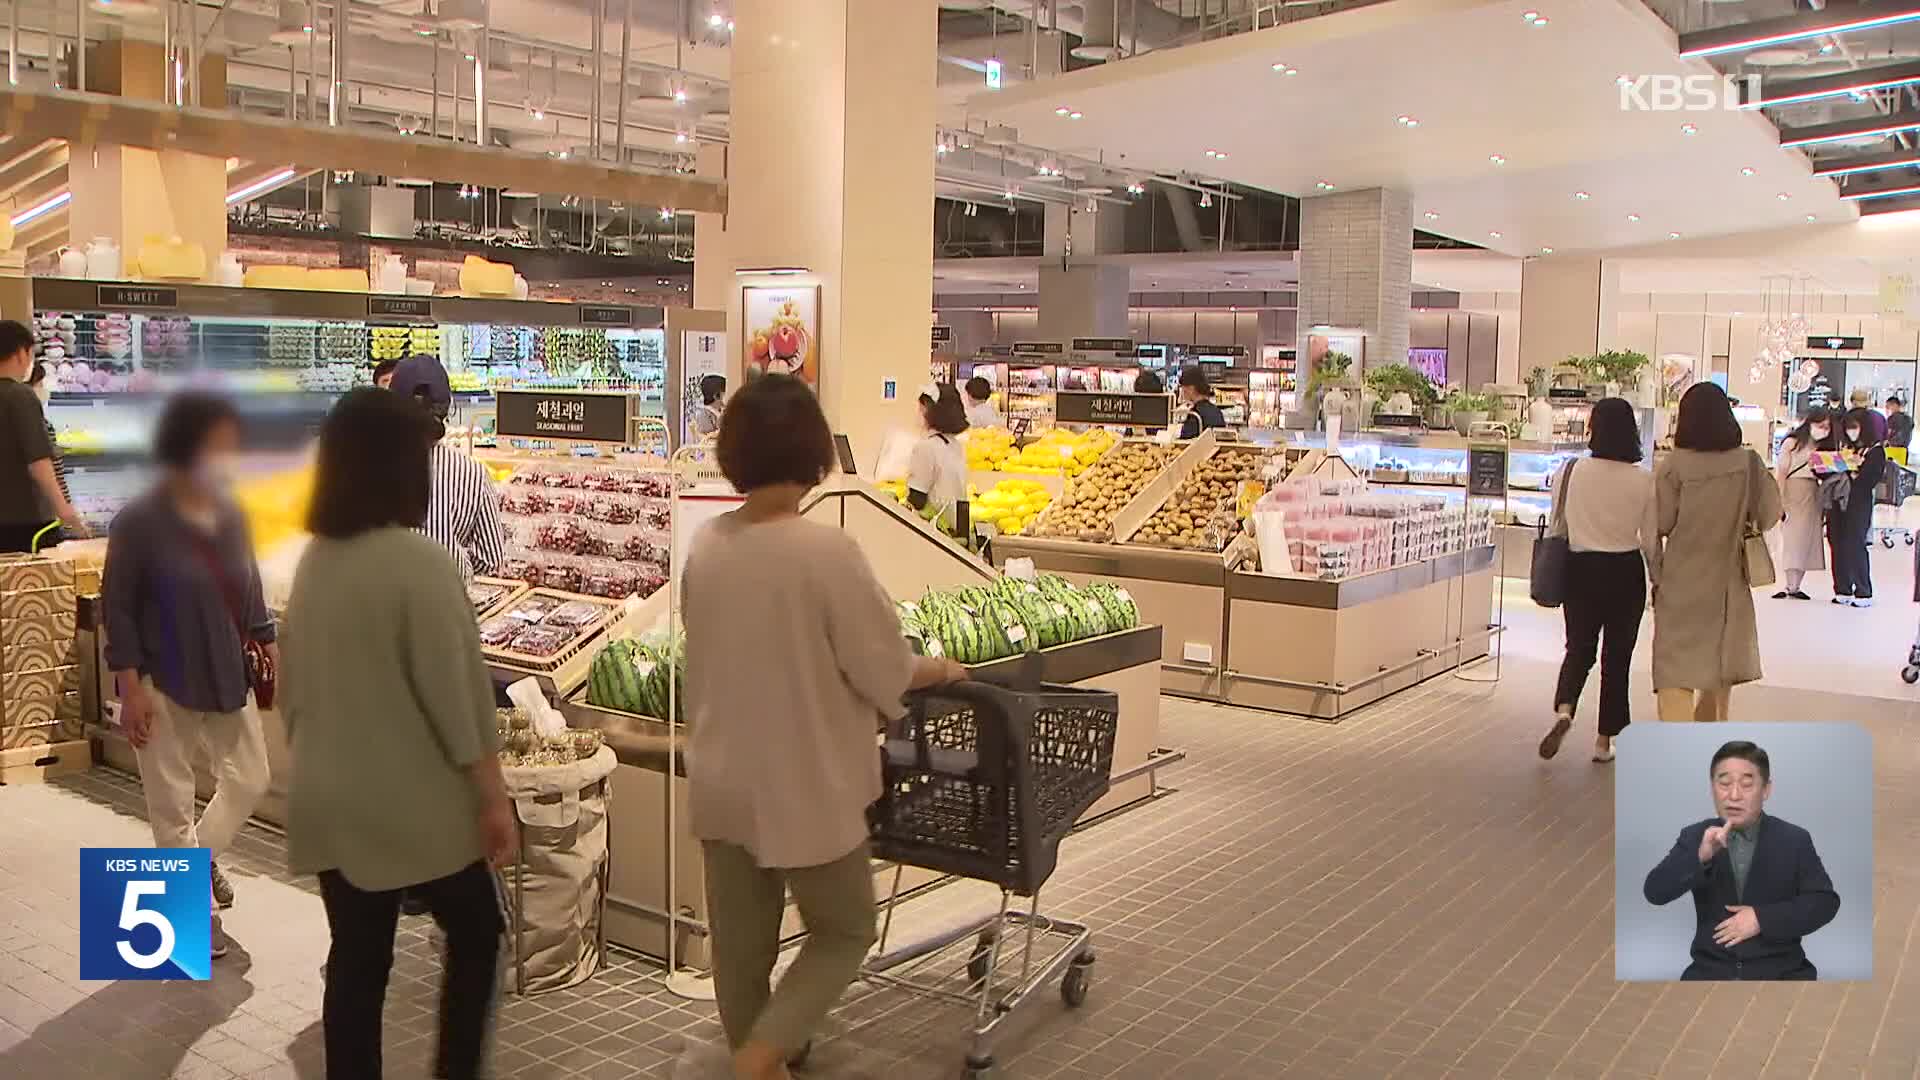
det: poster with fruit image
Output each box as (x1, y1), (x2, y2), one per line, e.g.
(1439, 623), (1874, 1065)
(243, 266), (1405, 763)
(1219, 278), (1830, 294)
(743, 285), (820, 390)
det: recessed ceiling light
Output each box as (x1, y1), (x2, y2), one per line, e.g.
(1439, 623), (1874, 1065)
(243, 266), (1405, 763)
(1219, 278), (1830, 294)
(1315, 180), (1335, 190)
(1489, 230), (1503, 238)
(1054, 106), (1071, 116)
(1068, 111), (1083, 120)
(1573, 190), (1591, 200)
(1681, 122), (1698, 135)
(1626, 213), (1641, 222)
(1668, 231), (1682, 239)
(1522, 9), (1541, 22)
(1615, 74), (1632, 87)
(1777, 192), (1792, 200)
(1270, 62), (1299, 75)
(1541, 246), (1555, 254)
(1740, 167), (1756, 176)
(1423, 210), (1439, 220)
(1489, 154), (1507, 165)
(1396, 115), (1420, 128)
(1532, 16), (1548, 27)
(1806, 213), (1817, 222)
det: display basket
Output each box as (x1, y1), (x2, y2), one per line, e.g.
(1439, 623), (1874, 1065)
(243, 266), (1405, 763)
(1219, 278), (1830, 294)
(482, 588), (623, 696)
(469, 576), (531, 619)
(870, 678), (1116, 897)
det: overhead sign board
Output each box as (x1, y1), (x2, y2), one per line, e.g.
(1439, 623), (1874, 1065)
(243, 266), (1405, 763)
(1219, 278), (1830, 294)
(1806, 335), (1865, 351)
(1054, 391), (1172, 428)
(495, 389), (634, 444)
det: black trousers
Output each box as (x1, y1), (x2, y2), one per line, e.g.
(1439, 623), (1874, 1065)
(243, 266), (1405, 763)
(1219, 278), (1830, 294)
(1554, 550), (1646, 738)
(318, 860), (504, 1080)
(1828, 502), (1874, 598)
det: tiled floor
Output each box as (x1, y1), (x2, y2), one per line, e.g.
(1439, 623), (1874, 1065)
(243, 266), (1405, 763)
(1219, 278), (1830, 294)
(4, 617), (1920, 1077)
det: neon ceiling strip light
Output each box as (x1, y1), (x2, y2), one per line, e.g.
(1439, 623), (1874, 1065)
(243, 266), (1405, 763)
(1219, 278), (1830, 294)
(1780, 118), (1920, 148)
(1680, 8), (1920, 58)
(1840, 183), (1920, 201)
(225, 168), (296, 205)
(10, 191), (70, 227)
(1742, 71), (1920, 110)
(1813, 155), (1920, 178)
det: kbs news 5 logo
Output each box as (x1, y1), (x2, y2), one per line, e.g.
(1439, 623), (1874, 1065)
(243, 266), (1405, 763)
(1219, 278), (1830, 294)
(79, 848), (212, 980)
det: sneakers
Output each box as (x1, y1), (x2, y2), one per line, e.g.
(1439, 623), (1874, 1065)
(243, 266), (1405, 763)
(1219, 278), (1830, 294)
(1832, 596), (1853, 605)
(211, 918), (231, 960)
(1853, 597), (1875, 608)
(1538, 712), (1572, 760)
(210, 860), (235, 910)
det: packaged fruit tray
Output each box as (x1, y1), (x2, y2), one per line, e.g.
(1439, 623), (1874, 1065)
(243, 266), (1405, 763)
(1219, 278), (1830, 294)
(481, 588), (624, 694)
(1029, 440), (1179, 542)
(468, 576), (530, 619)
(1125, 445), (1274, 553)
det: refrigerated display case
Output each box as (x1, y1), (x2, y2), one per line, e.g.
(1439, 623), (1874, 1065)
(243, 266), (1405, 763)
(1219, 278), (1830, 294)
(29, 278), (666, 530)
(1247, 346), (1298, 430)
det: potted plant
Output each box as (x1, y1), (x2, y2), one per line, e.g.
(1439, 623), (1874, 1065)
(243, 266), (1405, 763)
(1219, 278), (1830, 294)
(1526, 365), (1552, 399)
(1363, 362), (1442, 415)
(1296, 351), (1356, 428)
(1446, 389), (1496, 435)
(1573, 350), (1650, 398)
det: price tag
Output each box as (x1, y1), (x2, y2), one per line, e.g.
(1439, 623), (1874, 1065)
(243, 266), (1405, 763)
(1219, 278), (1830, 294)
(925, 638), (944, 657)
(633, 661), (657, 679)
(1054, 603), (1070, 617)
(1006, 625), (1028, 643)
(1115, 588), (1133, 604)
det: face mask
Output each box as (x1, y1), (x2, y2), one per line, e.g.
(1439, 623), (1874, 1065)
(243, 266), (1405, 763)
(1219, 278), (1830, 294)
(194, 454), (237, 495)
(1810, 426), (1830, 440)
(1845, 429), (1861, 443)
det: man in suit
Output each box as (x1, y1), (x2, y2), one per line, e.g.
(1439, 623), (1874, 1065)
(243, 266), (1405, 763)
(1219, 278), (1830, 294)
(1643, 740), (1840, 980)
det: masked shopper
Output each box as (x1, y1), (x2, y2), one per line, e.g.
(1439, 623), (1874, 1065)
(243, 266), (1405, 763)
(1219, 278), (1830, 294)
(684, 374), (965, 1080)
(102, 392), (273, 955)
(1772, 408), (1831, 601)
(283, 388), (514, 1080)
(1825, 406), (1887, 608)
(1648, 383), (1781, 723)
(388, 354), (507, 580)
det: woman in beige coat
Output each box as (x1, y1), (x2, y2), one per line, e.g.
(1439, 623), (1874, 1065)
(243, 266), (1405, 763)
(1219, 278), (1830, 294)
(1648, 383), (1783, 721)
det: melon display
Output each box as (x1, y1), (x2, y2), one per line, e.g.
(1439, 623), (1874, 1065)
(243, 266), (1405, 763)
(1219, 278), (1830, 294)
(586, 633), (685, 722)
(902, 572), (1138, 665)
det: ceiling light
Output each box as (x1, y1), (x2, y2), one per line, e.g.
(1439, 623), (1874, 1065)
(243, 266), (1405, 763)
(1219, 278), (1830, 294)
(707, 11), (724, 27)
(1806, 213), (1817, 222)
(1489, 154), (1506, 165)
(1839, 182), (1920, 202)
(1813, 151), (1920, 177)
(1489, 230), (1502, 238)
(1573, 190), (1591, 200)
(1615, 74), (1631, 87)
(1740, 167), (1755, 176)
(1423, 210), (1439, 220)
(392, 176), (431, 187)
(502, 189), (537, 198)
(1315, 180), (1335, 190)
(1680, 122), (1698, 135)
(1396, 115), (1420, 128)
(225, 168), (297, 205)
(1780, 114), (1920, 148)
(1778, 192), (1793, 201)
(1540, 246), (1555, 254)
(1055, 106), (1071, 116)
(1522, 10), (1541, 22)
(1668, 231), (1682, 239)
(1680, 8), (1920, 59)
(9, 191), (69, 227)
(1270, 62), (1298, 75)
(1741, 61), (1920, 110)
(660, 207), (676, 220)
(1068, 111), (1083, 120)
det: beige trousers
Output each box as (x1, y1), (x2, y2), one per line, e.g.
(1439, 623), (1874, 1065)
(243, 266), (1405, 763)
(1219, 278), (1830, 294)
(1656, 687), (1732, 723)
(703, 840), (877, 1055)
(132, 683), (269, 856)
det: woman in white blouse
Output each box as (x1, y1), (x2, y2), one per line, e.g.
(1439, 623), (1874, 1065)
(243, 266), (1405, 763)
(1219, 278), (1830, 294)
(1539, 399), (1658, 764)
(684, 374), (964, 1080)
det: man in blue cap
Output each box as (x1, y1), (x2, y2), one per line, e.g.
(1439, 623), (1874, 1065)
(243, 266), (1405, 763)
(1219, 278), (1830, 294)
(387, 354), (506, 580)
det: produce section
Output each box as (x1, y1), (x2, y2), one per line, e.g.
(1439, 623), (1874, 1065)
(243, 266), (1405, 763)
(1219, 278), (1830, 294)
(898, 573), (1141, 664)
(1032, 441), (1177, 540)
(1130, 445), (1271, 552)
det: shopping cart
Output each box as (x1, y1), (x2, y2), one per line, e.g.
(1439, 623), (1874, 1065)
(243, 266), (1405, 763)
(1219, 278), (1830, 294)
(859, 671), (1117, 1080)
(1870, 460), (1917, 549)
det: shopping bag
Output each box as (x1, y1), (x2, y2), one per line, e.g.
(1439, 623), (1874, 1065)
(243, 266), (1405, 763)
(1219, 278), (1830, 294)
(1529, 461), (1576, 608)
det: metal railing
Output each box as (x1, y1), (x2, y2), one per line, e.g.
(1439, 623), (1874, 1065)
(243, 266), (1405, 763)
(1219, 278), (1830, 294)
(1142, 0), (1399, 55)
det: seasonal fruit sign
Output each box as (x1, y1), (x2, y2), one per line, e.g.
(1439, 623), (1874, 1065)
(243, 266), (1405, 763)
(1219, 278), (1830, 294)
(743, 284), (820, 389)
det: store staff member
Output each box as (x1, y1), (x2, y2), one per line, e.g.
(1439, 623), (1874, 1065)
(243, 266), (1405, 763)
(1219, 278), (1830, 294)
(963, 376), (1002, 430)
(388, 354), (506, 579)
(1177, 367), (1227, 439)
(908, 383), (970, 535)
(0, 320), (86, 551)
(1887, 396), (1913, 450)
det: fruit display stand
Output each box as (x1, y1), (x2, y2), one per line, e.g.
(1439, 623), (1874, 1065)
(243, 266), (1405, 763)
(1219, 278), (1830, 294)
(562, 474), (1172, 970)
(996, 436), (1500, 719)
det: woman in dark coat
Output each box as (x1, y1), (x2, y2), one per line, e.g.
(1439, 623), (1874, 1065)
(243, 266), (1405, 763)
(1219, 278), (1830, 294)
(1825, 406), (1887, 607)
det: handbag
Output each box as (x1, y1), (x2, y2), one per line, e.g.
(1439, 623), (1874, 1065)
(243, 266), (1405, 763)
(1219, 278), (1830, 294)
(1741, 450), (1777, 590)
(187, 530), (278, 709)
(1529, 460), (1575, 608)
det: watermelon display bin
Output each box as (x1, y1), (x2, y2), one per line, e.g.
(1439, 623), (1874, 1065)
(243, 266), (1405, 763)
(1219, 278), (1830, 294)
(556, 473), (1174, 973)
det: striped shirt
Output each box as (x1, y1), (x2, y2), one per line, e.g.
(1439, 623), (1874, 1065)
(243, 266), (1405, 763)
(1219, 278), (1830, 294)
(421, 442), (506, 580)
(44, 420), (68, 501)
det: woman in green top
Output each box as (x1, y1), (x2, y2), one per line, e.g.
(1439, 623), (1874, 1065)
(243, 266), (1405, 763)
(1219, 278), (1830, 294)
(283, 387), (515, 1080)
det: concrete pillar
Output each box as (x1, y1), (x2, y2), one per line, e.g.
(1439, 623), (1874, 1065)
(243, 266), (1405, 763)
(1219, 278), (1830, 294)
(1296, 187), (1412, 374)
(68, 40), (231, 271)
(1038, 262), (1129, 340)
(1518, 256), (1621, 383)
(1042, 201), (1125, 257)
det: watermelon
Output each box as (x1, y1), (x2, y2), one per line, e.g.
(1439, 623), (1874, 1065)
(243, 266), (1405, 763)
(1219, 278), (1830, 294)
(586, 633), (684, 721)
(1084, 581), (1138, 630)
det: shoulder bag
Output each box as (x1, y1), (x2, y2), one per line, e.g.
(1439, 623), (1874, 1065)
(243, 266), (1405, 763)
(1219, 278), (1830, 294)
(187, 530), (278, 709)
(1741, 450), (1777, 590)
(1529, 460), (1575, 608)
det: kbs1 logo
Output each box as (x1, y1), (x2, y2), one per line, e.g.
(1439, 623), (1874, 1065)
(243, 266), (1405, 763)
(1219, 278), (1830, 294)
(1618, 74), (1762, 112)
(79, 848), (212, 980)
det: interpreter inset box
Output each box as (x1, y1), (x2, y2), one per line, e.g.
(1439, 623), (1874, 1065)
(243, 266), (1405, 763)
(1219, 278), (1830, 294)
(1614, 723), (1872, 982)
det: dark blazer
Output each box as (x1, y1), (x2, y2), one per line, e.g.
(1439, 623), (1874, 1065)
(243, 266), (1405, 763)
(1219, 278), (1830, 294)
(1642, 814), (1839, 980)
